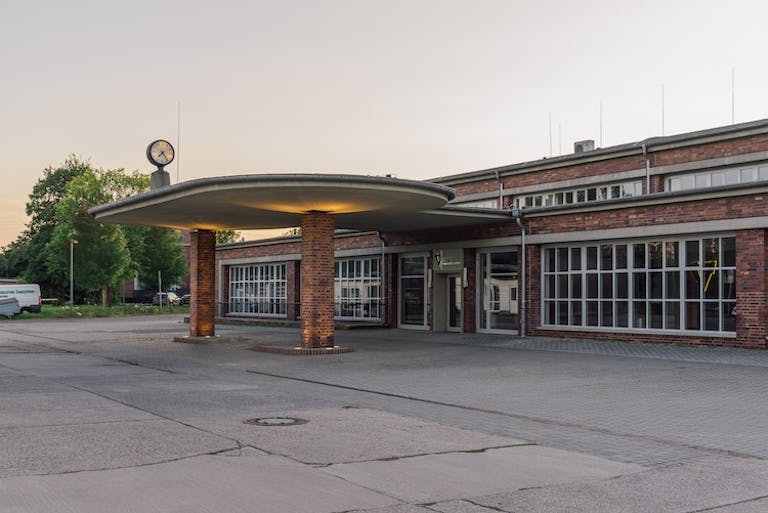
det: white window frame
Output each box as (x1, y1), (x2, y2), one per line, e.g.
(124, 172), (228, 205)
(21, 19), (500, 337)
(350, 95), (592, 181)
(541, 235), (737, 336)
(334, 256), (382, 321)
(667, 164), (768, 192)
(228, 262), (287, 317)
(518, 179), (643, 209)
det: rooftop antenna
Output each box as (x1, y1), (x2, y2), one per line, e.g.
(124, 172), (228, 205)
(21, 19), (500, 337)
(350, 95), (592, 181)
(599, 99), (604, 147)
(176, 100), (181, 183)
(558, 123), (562, 156)
(661, 84), (665, 135)
(731, 66), (735, 124)
(548, 112), (553, 157)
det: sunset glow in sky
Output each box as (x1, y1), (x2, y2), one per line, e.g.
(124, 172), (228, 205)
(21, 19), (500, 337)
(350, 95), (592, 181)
(2, 0), (768, 246)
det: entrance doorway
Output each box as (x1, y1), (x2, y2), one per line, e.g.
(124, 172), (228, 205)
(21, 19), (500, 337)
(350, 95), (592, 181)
(447, 274), (462, 332)
(478, 248), (519, 333)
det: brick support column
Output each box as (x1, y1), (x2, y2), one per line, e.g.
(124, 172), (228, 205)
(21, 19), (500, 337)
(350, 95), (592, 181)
(735, 229), (768, 348)
(462, 248), (477, 333)
(527, 244), (542, 333)
(286, 260), (300, 321)
(385, 254), (398, 328)
(300, 212), (335, 348)
(190, 229), (216, 337)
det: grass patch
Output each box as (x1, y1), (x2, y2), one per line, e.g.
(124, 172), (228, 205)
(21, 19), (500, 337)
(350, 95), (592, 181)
(13, 304), (189, 319)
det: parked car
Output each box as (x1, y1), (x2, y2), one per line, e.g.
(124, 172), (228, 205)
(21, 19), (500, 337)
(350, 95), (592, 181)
(180, 294), (191, 305)
(153, 292), (181, 306)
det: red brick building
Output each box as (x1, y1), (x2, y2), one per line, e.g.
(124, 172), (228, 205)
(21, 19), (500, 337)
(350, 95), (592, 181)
(216, 119), (768, 348)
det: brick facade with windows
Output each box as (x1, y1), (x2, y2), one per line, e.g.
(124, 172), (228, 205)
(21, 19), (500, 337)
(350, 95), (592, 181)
(215, 119), (768, 349)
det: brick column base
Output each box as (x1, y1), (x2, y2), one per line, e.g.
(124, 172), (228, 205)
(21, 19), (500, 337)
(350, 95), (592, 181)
(300, 212), (335, 348)
(190, 229), (216, 337)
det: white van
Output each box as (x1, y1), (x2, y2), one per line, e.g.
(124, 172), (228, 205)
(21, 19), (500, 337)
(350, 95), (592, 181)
(0, 284), (41, 313)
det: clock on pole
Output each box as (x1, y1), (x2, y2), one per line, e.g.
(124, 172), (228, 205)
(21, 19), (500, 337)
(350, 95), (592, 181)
(147, 139), (174, 189)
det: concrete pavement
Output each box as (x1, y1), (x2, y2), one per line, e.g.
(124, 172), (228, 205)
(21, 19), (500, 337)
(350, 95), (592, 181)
(1, 316), (768, 511)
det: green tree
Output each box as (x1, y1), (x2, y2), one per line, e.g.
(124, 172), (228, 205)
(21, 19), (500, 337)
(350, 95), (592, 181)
(216, 230), (241, 244)
(133, 227), (188, 290)
(45, 169), (147, 306)
(20, 156), (91, 296)
(0, 237), (31, 279)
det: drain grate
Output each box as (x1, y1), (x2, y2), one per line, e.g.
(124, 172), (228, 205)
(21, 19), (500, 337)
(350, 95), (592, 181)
(243, 417), (308, 426)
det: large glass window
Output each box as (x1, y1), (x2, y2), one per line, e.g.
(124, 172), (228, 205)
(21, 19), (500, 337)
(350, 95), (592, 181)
(479, 249), (519, 331)
(228, 263), (287, 316)
(667, 164), (768, 192)
(334, 257), (382, 321)
(542, 236), (736, 333)
(452, 198), (499, 209)
(400, 255), (427, 327)
(517, 180), (643, 209)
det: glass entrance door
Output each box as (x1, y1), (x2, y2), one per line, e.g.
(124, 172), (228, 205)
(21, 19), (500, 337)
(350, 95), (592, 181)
(479, 249), (519, 333)
(447, 274), (462, 332)
(399, 254), (428, 328)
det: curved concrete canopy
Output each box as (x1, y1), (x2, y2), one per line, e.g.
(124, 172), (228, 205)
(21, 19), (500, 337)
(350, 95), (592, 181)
(89, 174), (457, 231)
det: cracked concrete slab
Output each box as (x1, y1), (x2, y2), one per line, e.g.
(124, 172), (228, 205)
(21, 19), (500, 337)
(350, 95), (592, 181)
(0, 419), (235, 477)
(323, 445), (643, 503)
(0, 390), (156, 427)
(348, 505), (436, 513)
(460, 455), (768, 513)
(428, 500), (505, 513)
(182, 407), (524, 464)
(703, 498), (768, 512)
(0, 452), (398, 513)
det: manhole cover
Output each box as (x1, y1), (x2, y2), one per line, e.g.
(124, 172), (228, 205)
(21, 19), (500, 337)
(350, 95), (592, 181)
(243, 417), (308, 426)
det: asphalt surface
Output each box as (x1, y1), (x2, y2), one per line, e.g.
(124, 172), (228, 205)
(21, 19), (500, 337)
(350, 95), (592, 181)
(1, 316), (768, 512)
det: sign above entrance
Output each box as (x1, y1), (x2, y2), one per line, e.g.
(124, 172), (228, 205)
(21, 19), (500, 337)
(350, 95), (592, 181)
(434, 249), (463, 272)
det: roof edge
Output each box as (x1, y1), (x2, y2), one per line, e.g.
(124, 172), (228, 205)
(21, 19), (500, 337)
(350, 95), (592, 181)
(431, 118), (768, 186)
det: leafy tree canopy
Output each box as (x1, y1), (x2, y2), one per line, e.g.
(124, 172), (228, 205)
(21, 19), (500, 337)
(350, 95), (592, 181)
(216, 230), (241, 244)
(45, 169), (139, 305)
(26, 155), (91, 235)
(4, 157), (188, 304)
(133, 226), (188, 289)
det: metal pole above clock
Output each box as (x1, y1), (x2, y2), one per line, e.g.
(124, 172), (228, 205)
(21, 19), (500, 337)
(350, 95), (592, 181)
(147, 139), (175, 190)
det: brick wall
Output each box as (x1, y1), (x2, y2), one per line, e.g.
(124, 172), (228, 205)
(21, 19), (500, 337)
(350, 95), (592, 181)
(300, 213), (335, 347)
(448, 135), (768, 199)
(652, 134), (768, 167)
(385, 254), (398, 328)
(190, 229), (216, 337)
(463, 248), (477, 333)
(735, 229), (768, 348)
(212, 129), (768, 348)
(220, 264), (230, 315)
(386, 222), (516, 246)
(286, 260), (299, 321)
(527, 245), (542, 334)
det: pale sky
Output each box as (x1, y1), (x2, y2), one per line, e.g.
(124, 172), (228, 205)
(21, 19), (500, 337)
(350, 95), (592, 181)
(2, 0), (768, 246)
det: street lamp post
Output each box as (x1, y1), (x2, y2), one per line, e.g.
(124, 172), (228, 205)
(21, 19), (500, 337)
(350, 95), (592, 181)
(69, 239), (78, 306)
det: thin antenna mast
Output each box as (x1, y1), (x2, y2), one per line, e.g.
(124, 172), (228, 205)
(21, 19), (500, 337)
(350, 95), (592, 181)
(661, 84), (665, 135)
(599, 99), (603, 147)
(558, 123), (562, 156)
(731, 66), (735, 124)
(176, 100), (181, 183)
(548, 112), (552, 157)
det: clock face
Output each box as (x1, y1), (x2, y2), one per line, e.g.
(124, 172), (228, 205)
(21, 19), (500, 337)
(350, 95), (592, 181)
(147, 140), (175, 167)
